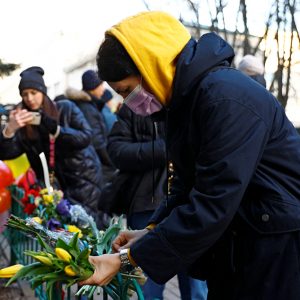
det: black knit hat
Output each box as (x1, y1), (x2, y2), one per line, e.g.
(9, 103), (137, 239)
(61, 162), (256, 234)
(82, 70), (103, 91)
(19, 67), (47, 95)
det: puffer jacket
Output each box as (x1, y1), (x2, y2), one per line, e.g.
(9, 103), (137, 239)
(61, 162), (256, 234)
(64, 88), (115, 185)
(64, 88), (113, 170)
(107, 104), (167, 214)
(0, 100), (103, 212)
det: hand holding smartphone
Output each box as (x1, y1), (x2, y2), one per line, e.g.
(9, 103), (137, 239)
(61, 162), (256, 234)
(27, 112), (41, 125)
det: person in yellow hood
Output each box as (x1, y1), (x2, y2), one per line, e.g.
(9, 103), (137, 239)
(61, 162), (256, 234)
(79, 11), (300, 300)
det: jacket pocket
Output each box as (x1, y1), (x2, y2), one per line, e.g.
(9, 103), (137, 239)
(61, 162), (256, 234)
(238, 195), (300, 234)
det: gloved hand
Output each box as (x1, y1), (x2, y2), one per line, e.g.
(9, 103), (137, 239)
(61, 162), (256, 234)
(39, 112), (58, 135)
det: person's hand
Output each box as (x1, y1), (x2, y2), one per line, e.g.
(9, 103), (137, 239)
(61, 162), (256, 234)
(39, 112), (58, 135)
(5, 109), (33, 136)
(78, 254), (121, 287)
(112, 229), (149, 253)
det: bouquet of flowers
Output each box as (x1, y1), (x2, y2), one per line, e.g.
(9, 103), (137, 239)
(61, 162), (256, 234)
(2, 231), (93, 300)
(22, 188), (93, 238)
(2, 215), (147, 299)
(5, 215), (86, 251)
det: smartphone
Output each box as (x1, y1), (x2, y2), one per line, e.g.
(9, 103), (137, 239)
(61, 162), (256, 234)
(27, 112), (41, 125)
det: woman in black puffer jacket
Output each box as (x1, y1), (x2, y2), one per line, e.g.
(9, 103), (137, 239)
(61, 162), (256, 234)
(0, 67), (103, 216)
(106, 104), (167, 217)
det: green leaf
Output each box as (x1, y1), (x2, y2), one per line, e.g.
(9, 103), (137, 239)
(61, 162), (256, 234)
(46, 281), (53, 300)
(88, 218), (100, 240)
(51, 258), (70, 270)
(69, 258), (85, 277)
(95, 225), (121, 254)
(31, 279), (44, 290)
(65, 278), (77, 289)
(76, 269), (93, 281)
(23, 250), (40, 256)
(118, 215), (123, 229)
(29, 274), (47, 282)
(42, 270), (65, 280)
(69, 248), (79, 260)
(56, 237), (71, 252)
(5, 262), (42, 287)
(46, 275), (70, 290)
(68, 232), (80, 253)
(24, 266), (55, 278)
(36, 233), (55, 255)
(109, 217), (115, 227)
(76, 247), (90, 262)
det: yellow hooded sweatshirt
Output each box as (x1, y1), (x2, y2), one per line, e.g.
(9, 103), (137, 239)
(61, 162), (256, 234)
(105, 11), (191, 106)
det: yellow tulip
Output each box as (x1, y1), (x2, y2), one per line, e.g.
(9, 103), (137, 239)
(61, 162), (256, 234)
(31, 217), (42, 224)
(43, 195), (53, 205)
(41, 188), (48, 195)
(34, 256), (53, 266)
(67, 225), (83, 238)
(64, 265), (76, 277)
(55, 248), (72, 262)
(0, 265), (23, 278)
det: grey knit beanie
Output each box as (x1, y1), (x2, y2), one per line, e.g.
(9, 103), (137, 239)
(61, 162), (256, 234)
(238, 55), (265, 76)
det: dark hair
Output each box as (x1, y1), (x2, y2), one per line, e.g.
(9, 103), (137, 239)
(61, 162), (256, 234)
(22, 94), (59, 140)
(96, 35), (140, 82)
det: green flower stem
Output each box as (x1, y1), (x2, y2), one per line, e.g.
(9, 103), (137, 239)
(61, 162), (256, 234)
(82, 285), (91, 296)
(87, 286), (97, 299)
(75, 285), (86, 297)
(97, 286), (101, 295)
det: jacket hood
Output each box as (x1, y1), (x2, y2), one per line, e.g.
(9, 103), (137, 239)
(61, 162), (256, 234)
(173, 33), (235, 99)
(105, 11), (191, 106)
(65, 87), (91, 101)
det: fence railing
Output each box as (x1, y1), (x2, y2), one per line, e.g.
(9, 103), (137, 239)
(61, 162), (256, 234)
(0, 185), (144, 300)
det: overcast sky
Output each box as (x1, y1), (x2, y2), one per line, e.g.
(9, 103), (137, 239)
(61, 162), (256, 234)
(0, 0), (280, 64)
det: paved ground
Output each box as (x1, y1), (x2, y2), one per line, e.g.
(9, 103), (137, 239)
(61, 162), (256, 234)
(0, 251), (26, 300)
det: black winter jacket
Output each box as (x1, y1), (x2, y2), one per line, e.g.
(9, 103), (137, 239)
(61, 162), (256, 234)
(64, 88), (113, 168)
(0, 100), (103, 212)
(107, 105), (167, 214)
(130, 33), (300, 299)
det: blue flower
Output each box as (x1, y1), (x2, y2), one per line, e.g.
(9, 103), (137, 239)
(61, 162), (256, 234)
(46, 218), (61, 230)
(56, 200), (71, 215)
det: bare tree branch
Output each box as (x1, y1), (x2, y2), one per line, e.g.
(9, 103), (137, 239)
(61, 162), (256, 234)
(252, 4), (275, 55)
(142, 0), (151, 11)
(219, 0), (228, 41)
(285, 0), (296, 104)
(186, 0), (201, 39)
(241, 0), (251, 55)
(232, 0), (242, 55)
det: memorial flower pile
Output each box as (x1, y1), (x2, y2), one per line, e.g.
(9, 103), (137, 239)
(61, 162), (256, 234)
(20, 188), (93, 238)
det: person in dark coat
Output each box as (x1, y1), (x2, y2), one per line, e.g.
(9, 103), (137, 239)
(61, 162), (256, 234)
(79, 12), (300, 300)
(0, 66), (103, 217)
(101, 90), (117, 132)
(238, 54), (267, 87)
(107, 104), (167, 216)
(62, 70), (115, 184)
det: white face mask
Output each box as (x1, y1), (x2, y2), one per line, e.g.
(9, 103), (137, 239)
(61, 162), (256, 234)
(124, 77), (163, 116)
